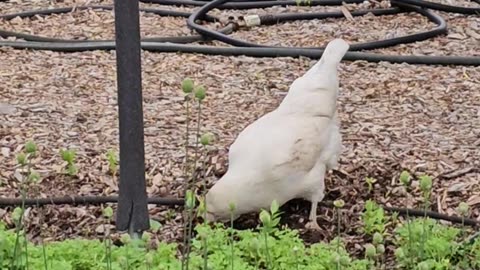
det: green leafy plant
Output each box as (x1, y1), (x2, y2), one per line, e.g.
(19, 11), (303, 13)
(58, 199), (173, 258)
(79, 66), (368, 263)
(419, 174), (433, 261)
(105, 150), (118, 176)
(12, 140), (41, 270)
(60, 149), (78, 176)
(394, 218), (461, 269)
(360, 200), (388, 236)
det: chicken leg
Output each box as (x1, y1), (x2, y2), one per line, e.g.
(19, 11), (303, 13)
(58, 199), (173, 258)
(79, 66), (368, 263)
(303, 162), (327, 231)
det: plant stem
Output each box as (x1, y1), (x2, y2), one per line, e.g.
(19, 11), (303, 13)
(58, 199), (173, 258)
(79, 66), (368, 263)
(202, 145), (209, 270)
(12, 162), (28, 269)
(230, 212), (234, 270)
(405, 208), (412, 268)
(336, 209), (341, 270)
(182, 96), (191, 197)
(24, 230), (29, 270)
(102, 210), (112, 270)
(185, 100), (204, 270)
(181, 95), (191, 270)
(264, 232), (272, 269)
(419, 192), (429, 261)
(34, 188), (48, 270)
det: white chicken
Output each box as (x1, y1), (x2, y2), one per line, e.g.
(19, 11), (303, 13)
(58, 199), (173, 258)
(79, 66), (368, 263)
(205, 38), (350, 230)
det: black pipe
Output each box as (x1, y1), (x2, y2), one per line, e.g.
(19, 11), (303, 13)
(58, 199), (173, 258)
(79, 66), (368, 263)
(0, 24), (236, 44)
(139, 0), (365, 9)
(0, 5), (218, 22)
(0, 196), (477, 227)
(186, 0), (448, 51)
(0, 5), (227, 44)
(383, 206), (479, 227)
(391, 0), (480, 15)
(0, 1), (478, 65)
(0, 196), (185, 207)
(1, 40), (479, 66)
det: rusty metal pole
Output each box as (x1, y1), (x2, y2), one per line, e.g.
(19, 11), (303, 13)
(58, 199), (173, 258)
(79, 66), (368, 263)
(113, 0), (149, 238)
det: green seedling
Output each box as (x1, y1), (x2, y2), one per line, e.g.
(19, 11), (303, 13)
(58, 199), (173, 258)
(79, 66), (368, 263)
(361, 200), (388, 236)
(365, 177), (377, 193)
(60, 149), (78, 176)
(105, 150), (118, 176)
(399, 170), (411, 187)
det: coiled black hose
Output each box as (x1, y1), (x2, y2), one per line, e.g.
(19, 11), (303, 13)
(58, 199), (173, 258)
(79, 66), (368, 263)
(187, 2), (448, 51)
(139, 0), (366, 9)
(0, 1), (479, 65)
(0, 5), (232, 44)
(1, 40), (479, 66)
(391, 0), (480, 15)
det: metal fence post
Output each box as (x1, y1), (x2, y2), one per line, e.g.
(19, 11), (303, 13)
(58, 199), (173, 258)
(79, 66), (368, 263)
(113, 0), (149, 237)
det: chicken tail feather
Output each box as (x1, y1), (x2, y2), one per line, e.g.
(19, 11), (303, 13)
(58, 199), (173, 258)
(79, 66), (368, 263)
(304, 39), (349, 78)
(320, 38), (350, 65)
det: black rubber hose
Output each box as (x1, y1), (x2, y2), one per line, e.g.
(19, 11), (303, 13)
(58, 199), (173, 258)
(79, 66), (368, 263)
(139, 0), (365, 9)
(0, 5), (235, 44)
(0, 5), (218, 22)
(383, 206), (479, 227)
(391, 0), (480, 15)
(1, 40), (479, 66)
(0, 196), (184, 206)
(0, 195), (477, 227)
(186, 0), (448, 51)
(258, 5), (447, 51)
(0, 24), (236, 44)
(257, 7), (401, 24)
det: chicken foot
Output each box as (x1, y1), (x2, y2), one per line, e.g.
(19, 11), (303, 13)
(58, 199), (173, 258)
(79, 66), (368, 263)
(303, 162), (327, 231)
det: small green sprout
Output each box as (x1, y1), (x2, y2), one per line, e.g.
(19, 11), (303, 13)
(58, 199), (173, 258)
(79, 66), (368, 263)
(228, 202), (236, 212)
(365, 177), (377, 193)
(373, 232), (384, 245)
(334, 199), (345, 208)
(27, 170), (41, 183)
(120, 234), (131, 245)
(103, 206), (113, 219)
(419, 175), (433, 193)
(457, 202), (469, 216)
(364, 243), (376, 259)
(182, 78), (194, 94)
(399, 170), (411, 186)
(376, 244), (385, 255)
(260, 200), (281, 232)
(418, 261), (432, 270)
(60, 149), (76, 164)
(60, 149), (78, 176)
(145, 252), (154, 266)
(259, 210), (271, 227)
(150, 219), (162, 233)
(197, 197), (206, 217)
(142, 232), (152, 243)
(185, 190), (196, 209)
(16, 152), (27, 166)
(200, 132), (214, 146)
(12, 207), (23, 222)
(25, 140), (37, 155)
(106, 149), (118, 176)
(395, 247), (405, 259)
(194, 85), (206, 101)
